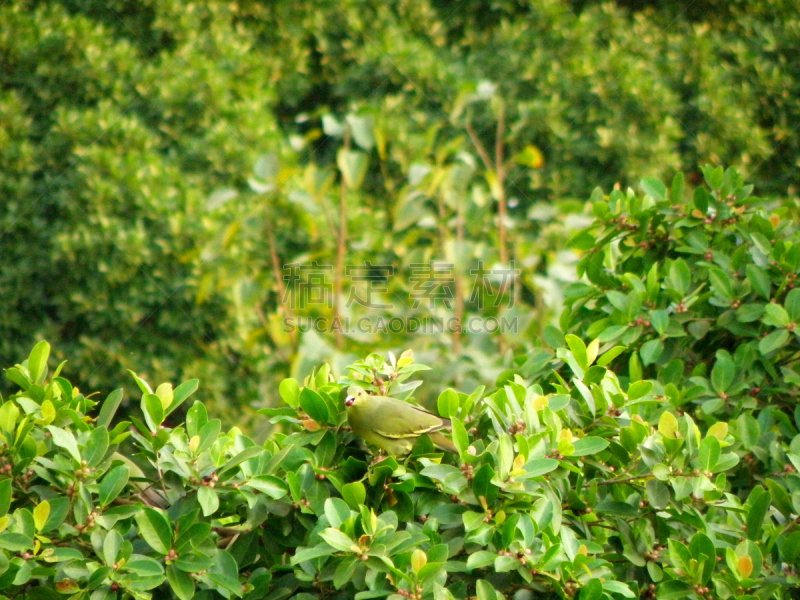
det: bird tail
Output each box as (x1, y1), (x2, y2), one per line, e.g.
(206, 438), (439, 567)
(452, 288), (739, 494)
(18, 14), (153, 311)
(428, 432), (458, 454)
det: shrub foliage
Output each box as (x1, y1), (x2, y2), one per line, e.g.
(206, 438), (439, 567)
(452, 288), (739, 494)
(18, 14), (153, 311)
(1, 167), (799, 599)
(1, 340), (798, 599)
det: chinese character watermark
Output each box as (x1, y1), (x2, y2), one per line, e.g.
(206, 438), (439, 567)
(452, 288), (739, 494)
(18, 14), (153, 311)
(282, 261), (333, 309)
(345, 261), (394, 309)
(408, 261), (455, 309)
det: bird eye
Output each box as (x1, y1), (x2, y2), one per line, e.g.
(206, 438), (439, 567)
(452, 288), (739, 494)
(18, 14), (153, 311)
(345, 396), (355, 407)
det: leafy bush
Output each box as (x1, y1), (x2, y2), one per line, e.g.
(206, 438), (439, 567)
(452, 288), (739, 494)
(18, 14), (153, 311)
(1, 337), (798, 600)
(559, 165), (800, 423)
(3, 0), (800, 420)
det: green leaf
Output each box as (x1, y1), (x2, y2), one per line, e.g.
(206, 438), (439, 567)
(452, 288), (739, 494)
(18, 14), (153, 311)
(27, 341), (50, 385)
(745, 486), (770, 541)
(324, 498), (351, 528)
(522, 458), (559, 477)
(451, 418), (469, 455)
(143, 393), (164, 430)
(463, 510), (486, 532)
(639, 339), (663, 366)
(97, 389), (123, 428)
(219, 446), (264, 475)
(763, 303), (790, 327)
(787, 288), (800, 321)
(299, 388), (329, 424)
(46, 426), (81, 463)
(782, 531), (800, 563)
(0, 478), (12, 516)
(708, 268), (733, 300)
(697, 435), (720, 471)
(602, 581), (635, 598)
(247, 476), (288, 499)
(765, 479), (793, 518)
(98, 465), (130, 507)
(333, 555), (359, 589)
(759, 328), (789, 355)
(186, 402), (208, 438)
(597, 345), (627, 367)
(646, 479), (670, 510)
(165, 379), (199, 416)
(667, 260), (690, 295)
(657, 581), (693, 599)
(746, 265), (771, 300)
(279, 379), (301, 408)
(580, 578), (603, 600)
(196, 419), (221, 453)
(564, 334), (588, 370)
(736, 303), (765, 323)
(167, 564), (195, 600)
(128, 370), (153, 394)
(628, 380), (653, 400)
(476, 580), (498, 600)
(198, 486), (219, 516)
(0, 402), (19, 434)
(103, 530), (123, 566)
(437, 389), (459, 418)
(337, 149), (368, 190)
(710, 352), (734, 394)
(320, 528), (358, 552)
(570, 437), (609, 457)
(84, 426), (109, 468)
(135, 508), (172, 555)
(346, 114), (376, 150)
(467, 551), (497, 570)
(703, 165), (723, 190)
(341, 481), (366, 510)
(0, 532), (33, 551)
(641, 177), (666, 201)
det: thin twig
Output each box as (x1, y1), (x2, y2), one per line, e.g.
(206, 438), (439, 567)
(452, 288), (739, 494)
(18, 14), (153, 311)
(465, 122), (495, 173)
(494, 102), (508, 267)
(333, 128), (351, 348)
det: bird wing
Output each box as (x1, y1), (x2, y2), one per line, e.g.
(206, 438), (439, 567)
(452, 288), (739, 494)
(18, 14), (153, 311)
(370, 396), (450, 439)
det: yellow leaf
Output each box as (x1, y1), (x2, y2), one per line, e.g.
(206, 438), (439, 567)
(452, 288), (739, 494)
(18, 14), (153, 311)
(302, 419), (321, 432)
(494, 510), (506, 525)
(586, 339), (600, 366)
(33, 500), (50, 532)
(411, 549), (427, 573)
(707, 422), (728, 441)
(533, 396), (548, 411)
(155, 383), (174, 410)
(516, 145), (544, 169)
(513, 454), (526, 471)
(189, 435), (200, 453)
(769, 214), (780, 228)
(369, 510), (378, 534)
(577, 544), (588, 556)
(738, 555), (753, 578)
(0, 516), (10, 533)
(658, 412), (679, 439)
(40, 400), (55, 426)
(559, 429), (573, 443)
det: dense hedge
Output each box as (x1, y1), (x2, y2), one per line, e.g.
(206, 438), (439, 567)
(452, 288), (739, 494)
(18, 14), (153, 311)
(2, 1), (799, 419)
(0, 331), (798, 600)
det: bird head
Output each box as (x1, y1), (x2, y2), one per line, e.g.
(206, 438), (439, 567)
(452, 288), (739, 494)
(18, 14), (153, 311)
(345, 385), (367, 408)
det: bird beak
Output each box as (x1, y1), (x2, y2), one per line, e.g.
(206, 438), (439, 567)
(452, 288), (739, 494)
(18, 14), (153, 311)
(345, 396), (355, 407)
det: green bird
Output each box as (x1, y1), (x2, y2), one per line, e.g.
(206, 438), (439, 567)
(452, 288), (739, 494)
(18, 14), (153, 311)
(345, 385), (457, 455)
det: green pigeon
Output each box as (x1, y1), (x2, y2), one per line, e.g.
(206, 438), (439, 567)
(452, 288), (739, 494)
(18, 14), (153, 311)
(345, 385), (457, 455)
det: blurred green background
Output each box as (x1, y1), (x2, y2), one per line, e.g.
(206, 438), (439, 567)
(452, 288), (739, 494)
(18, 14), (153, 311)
(1, 0), (798, 425)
